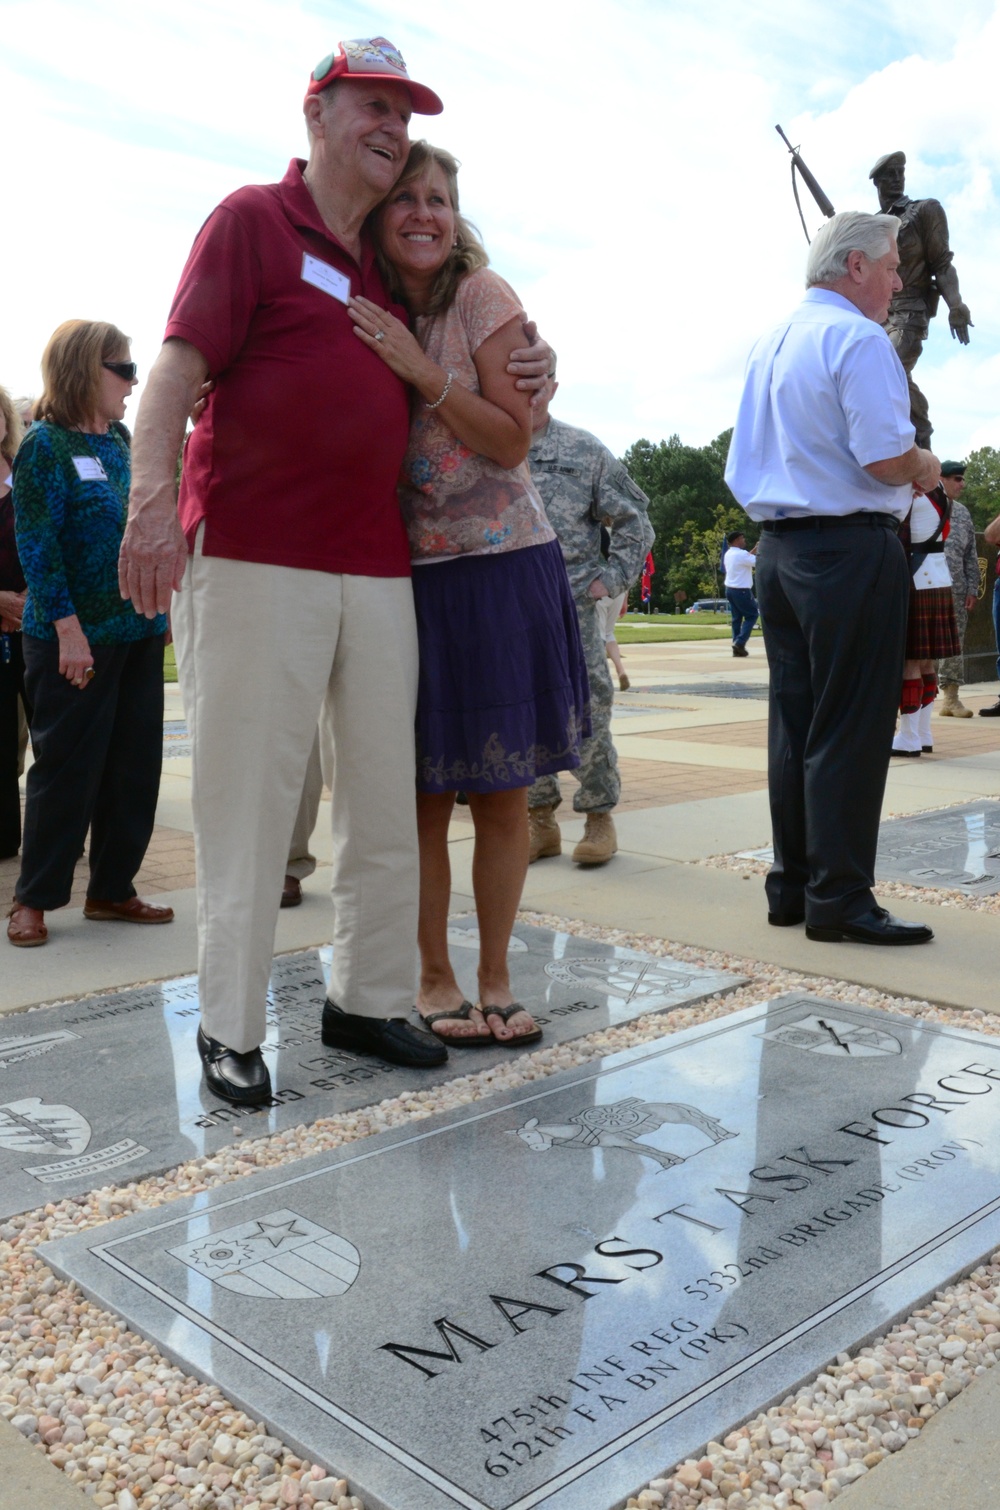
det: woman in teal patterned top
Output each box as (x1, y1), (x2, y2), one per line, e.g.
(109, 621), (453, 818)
(8, 320), (174, 947)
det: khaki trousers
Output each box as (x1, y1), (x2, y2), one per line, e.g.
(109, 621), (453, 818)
(172, 534), (419, 1053)
(286, 727), (332, 881)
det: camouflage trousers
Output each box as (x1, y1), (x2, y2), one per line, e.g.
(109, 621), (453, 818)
(529, 596), (620, 814)
(938, 590), (969, 685)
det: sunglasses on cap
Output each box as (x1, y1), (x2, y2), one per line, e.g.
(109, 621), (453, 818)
(103, 361), (138, 381)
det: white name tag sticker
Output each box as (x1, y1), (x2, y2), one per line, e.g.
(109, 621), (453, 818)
(301, 252), (351, 304)
(72, 457), (108, 482)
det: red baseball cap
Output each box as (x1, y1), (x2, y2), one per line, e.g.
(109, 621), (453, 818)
(307, 37), (443, 116)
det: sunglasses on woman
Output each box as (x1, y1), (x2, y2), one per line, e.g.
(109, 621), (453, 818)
(103, 361), (138, 381)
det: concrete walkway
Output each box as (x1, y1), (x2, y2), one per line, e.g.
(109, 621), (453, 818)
(840, 1359), (1000, 1508)
(0, 1417), (88, 1506)
(2, 637), (999, 1503)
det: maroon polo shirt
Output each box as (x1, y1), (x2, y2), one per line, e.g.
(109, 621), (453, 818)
(166, 159), (412, 576)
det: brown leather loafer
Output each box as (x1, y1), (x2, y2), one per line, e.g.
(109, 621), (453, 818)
(280, 875), (302, 908)
(8, 904), (47, 947)
(84, 896), (174, 924)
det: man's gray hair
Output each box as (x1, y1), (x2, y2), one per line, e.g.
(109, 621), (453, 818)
(805, 211), (901, 286)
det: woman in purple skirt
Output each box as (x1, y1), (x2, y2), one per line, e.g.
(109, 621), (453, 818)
(349, 141), (588, 1049)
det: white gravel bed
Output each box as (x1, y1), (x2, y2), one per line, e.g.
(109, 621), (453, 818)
(2, 914), (998, 1509)
(699, 849), (1000, 914)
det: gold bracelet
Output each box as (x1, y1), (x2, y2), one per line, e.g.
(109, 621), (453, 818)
(425, 371), (453, 410)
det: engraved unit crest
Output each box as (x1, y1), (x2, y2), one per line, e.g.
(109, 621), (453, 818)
(0, 1097), (91, 1156)
(543, 957), (698, 1003)
(170, 1209), (361, 1299)
(0, 1030), (79, 1069)
(759, 1013), (902, 1057)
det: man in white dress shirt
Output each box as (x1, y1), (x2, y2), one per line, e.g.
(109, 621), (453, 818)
(725, 211), (940, 946)
(722, 529), (758, 657)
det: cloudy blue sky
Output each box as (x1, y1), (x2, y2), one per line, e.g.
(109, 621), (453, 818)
(5, 0), (1000, 459)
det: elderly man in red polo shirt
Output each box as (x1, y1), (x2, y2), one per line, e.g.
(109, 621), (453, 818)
(120, 39), (549, 1106)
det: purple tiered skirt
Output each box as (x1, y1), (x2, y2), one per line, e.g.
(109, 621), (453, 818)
(412, 538), (590, 793)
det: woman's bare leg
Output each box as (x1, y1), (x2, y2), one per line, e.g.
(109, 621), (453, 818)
(466, 787), (537, 1041)
(416, 790), (488, 1040)
(605, 639), (626, 681)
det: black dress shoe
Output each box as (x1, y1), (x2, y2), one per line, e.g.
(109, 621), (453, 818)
(197, 1027), (273, 1105)
(768, 909), (805, 927)
(806, 906), (933, 946)
(979, 701), (1000, 717)
(321, 1002), (448, 1067)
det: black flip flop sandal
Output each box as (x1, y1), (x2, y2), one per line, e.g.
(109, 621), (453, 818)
(416, 1001), (493, 1047)
(482, 1003), (543, 1047)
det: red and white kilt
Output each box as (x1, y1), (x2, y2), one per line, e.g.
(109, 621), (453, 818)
(905, 584), (960, 660)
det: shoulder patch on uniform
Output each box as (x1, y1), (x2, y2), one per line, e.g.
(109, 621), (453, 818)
(609, 462), (649, 505)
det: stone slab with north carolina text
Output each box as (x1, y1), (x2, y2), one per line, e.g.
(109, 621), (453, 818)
(0, 920), (740, 1220)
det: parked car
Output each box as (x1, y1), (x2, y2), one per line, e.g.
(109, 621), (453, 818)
(685, 599), (730, 615)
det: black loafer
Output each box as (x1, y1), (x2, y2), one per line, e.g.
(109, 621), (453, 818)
(321, 1002), (448, 1067)
(197, 1026), (273, 1105)
(768, 909), (805, 927)
(979, 701), (1000, 717)
(806, 906), (933, 946)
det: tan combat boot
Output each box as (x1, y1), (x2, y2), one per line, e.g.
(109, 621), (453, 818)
(572, 812), (618, 866)
(528, 805), (562, 863)
(939, 681), (973, 718)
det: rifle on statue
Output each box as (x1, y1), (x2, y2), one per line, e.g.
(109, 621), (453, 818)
(776, 125), (835, 243)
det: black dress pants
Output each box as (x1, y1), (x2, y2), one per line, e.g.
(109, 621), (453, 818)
(755, 519), (908, 926)
(16, 634), (164, 911)
(0, 634), (30, 859)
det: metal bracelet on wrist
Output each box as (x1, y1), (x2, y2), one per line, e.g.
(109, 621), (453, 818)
(425, 371), (453, 410)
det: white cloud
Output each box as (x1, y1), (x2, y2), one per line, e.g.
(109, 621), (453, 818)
(5, 0), (1000, 461)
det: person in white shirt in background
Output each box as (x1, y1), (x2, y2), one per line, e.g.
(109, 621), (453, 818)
(722, 528), (758, 657)
(725, 210), (940, 947)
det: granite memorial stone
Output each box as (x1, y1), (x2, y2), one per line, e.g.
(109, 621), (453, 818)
(44, 994), (1000, 1510)
(875, 802), (1000, 893)
(638, 683), (769, 701)
(738, 803), (1000, 894)
(0, 921), (740, 1219)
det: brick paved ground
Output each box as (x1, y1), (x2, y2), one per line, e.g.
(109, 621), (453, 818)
(4, 644), (996, 894)
(0, 821), (196, 910)
(540, 758), (767, 817)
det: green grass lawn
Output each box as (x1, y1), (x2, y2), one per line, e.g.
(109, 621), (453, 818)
(158, 615), (755, 672)
(616, 624), (735, 644)
(615, 610), (764, 645)
(622, 612), (730, 624)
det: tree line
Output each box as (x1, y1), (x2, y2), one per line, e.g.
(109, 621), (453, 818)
(621, 434), (1000, 613)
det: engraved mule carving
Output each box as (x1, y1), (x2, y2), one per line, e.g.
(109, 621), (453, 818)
(515, 1097), (736, 1171)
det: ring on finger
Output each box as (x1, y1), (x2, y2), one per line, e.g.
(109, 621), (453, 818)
(374, 330), (385, 343)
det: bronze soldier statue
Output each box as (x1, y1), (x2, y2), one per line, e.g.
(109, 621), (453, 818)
(870, 150), (972, 447)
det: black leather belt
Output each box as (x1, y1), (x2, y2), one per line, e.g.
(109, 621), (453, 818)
(916, 540), (945, 554)
(760, 513), (899, 534)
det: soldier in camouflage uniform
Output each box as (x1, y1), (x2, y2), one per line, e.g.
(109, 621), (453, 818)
(937, 461), (980, 717)
(526, 379), (653, 866)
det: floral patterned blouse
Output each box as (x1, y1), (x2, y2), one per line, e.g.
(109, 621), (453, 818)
(398, 268), (555, 563)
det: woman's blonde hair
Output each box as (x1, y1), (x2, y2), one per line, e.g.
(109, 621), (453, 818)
(374, 141), (489, 317)
(0, 387), (23, 468)
(36, 320), (130, 431)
